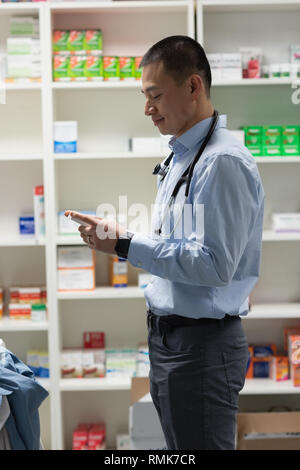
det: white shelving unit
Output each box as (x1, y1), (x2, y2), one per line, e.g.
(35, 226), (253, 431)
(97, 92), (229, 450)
(1, 0), (299, 451)
(196, 0), (300, 417)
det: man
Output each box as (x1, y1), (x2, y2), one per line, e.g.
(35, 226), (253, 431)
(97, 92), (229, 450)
(65, 35), (265, 450)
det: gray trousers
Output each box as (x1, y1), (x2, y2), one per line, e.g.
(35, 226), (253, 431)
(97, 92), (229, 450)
(147, 312), (249, 450)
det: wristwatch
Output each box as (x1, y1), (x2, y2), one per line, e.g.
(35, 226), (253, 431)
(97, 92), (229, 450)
(114, 231), (134, 259)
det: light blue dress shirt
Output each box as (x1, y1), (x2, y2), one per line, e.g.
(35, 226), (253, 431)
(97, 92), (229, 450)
(128, 115), (265, 319)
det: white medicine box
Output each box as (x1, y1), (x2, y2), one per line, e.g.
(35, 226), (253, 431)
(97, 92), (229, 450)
(57, 246), (95, 291)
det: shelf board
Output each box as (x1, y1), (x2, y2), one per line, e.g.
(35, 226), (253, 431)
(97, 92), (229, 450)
(0, 154), (42, 162)
(52, 81), (140, 90)
(58, 286), (145, 300)
(0, 3), (41, 14)
(213, 78), (295, 86)
(5, 82), (42, 91)
(245, 303), (300, 319)
(203, 0), (300, 13)
(60, 377), (299, 393)
(263, 231), (300, 241)
(50, 1), (189, 14)
(60, 377), (131, 392)
(242, 379), (299, 395)
(255, 156), (300, 163)
(54, 151), (162, 160)
(0, 237), (46, 247)
(0, 318), (48, 332)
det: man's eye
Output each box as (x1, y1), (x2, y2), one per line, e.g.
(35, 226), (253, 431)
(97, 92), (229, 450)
(153, 94), (162, 99)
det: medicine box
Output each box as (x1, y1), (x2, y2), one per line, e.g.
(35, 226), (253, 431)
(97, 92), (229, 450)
(109, 256), (128, 287)
(19, 215), (35, 235)
(284, 327), (300, 353)
(291, 364), (300, 387)
(9, 303), (31, 320)
(288, 335), (300, 365)
(83, 332), (105, 349)
(120, 56), (135, 81)
(135, 57), (142, 80)
(57, 246), (95, 291)
(61, 349), (83, 378)
(54, 121), (78, 153)
(10, 17), (39, 38)
(103, 56), (120, 81)
(281, 126), (300, 156)
(270, 356), (289, 382)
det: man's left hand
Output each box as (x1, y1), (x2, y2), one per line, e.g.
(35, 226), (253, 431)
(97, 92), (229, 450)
(64, 210), (127, 254)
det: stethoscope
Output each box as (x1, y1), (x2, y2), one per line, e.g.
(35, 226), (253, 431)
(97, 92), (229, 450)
(152, 110), (219, 238)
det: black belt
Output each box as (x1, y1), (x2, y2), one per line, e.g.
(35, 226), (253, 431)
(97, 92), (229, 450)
(147, 309), (239, 334)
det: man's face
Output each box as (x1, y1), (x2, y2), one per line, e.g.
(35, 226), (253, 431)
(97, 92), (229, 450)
(141, 60), (194, 137)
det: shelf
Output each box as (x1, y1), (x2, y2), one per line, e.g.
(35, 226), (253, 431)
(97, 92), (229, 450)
(0, 237), (46, 247)
(0, 3), (41, 14)
(0, 318), (48, 332)
(60, 377), (300, 394)
(0, 154), (42, 162)
(5, 82), (42, 92)
(212, 78), (295, 86)
(262, 231), (300, 241)
(50, 1), (190, 14)
(203, 0), (300, 13)
(54, 151), (162, 160)
(245, 303), (300, 319)
(52, 81), (141, 90)
(58, 286), (145, 300)
(242, 379), (299, 395)
(60, 377), (131, 392)
(255, 157), (300, 163)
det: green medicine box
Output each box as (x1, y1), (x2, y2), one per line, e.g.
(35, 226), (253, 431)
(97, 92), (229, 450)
(53, 55), (70, 81)
(281, 126), (300, 156)
(84, 55), (104, 79)
(83, 30), (103, 54)
(68, 30), (85, 53)
(262, 126), (282, 146)
(68, 55), (86, 78)
(244, 126), (262, 146)
(103, 56), (120, 81)
(120, 57), (135, 80)
(53, 30), (69, 53)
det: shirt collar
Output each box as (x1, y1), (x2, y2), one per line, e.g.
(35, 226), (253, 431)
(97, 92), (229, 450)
(168, 114), (227, 161)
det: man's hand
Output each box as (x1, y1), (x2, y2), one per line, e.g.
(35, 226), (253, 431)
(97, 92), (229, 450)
(64, 210), (127, 254)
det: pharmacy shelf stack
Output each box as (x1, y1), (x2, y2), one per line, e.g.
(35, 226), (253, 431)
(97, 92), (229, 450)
(0, 0), (300, 450)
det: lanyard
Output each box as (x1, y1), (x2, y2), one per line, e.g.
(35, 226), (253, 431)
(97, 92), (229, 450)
(154, 110), (219, 237)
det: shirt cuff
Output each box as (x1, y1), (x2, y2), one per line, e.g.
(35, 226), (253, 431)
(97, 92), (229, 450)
(127, 232), (157, 271)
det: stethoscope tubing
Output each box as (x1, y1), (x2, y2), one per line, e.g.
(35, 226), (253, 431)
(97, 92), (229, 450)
(155, 110), (219, 237)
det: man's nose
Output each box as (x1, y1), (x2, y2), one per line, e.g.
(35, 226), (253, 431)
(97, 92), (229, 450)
(145, 102), (155, 116)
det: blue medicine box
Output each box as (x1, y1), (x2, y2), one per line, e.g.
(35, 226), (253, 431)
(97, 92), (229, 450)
(19, 216), (35, 235)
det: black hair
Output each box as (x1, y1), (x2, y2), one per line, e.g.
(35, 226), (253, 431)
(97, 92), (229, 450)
(140, 35), (212, 97)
